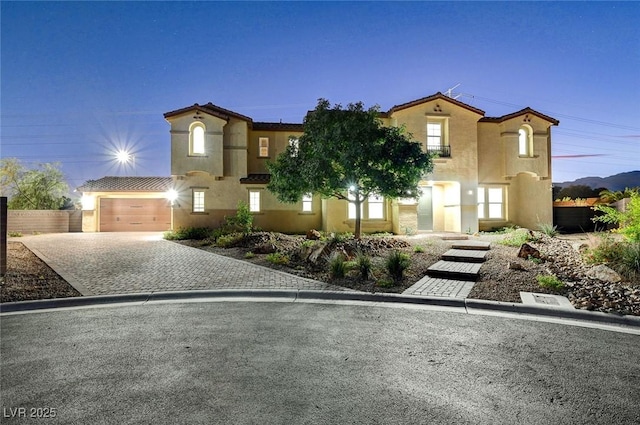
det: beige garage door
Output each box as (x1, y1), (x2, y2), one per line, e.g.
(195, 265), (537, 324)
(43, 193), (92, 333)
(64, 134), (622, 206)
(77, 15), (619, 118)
(100, 198), (171, 232)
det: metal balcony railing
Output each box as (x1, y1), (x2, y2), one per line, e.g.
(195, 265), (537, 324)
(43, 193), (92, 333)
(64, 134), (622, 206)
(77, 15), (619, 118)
(426, 145), (451, 158)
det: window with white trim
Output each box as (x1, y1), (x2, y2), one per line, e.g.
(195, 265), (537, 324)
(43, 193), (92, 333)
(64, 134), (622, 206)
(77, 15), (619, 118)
(289, 138), (299, 156)
(478, 187), (505, 219)
(192, 190), (205, 213)
(249, 190), (261, 212)
(368, 194), (384, 219)
(427, 122), (442, 146)
(259, 137), (269, 157)
(348, 193), (384, 219)
(302, 193), (312, 212)
(190, 122), (206, 155)
(519, 125), (532, 157)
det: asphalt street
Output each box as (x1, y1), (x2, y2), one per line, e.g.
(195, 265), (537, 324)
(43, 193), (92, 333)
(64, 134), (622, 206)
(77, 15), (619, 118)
(1, 300), (639, 425)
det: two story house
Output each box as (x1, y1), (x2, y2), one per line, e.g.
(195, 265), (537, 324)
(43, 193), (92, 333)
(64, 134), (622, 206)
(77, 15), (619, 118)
(79, 92), (558, 233)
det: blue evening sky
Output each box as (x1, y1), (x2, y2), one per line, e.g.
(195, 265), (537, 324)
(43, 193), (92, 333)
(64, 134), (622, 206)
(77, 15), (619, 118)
(1, 1), (639, 193)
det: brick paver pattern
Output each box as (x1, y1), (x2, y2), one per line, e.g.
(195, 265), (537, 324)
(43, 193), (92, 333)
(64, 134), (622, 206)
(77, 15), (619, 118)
(403, 277), (475, 298)
(18, 233), (341, 296)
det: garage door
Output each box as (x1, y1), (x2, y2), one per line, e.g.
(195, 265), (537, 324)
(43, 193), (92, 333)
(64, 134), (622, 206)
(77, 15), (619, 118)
(100, 199), (171, 232)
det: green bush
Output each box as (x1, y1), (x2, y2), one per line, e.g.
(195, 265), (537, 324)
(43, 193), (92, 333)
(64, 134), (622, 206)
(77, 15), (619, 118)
(301, 239), (316, 249)
(266, 252), (289, 265)
(593, 192), (640, 242)
(354, 251), (372, 280)
(331, 232), (353, 244)
(329, 252), (348, 278)
(538, 222), (558, 237)
(163, 227), (213, 241)
(585, 236), (640, 280)
(222, 201), (254, 235)
(413, 245), (425, 253)
(536, 275), (565, 291)
(386, 250), (410, 281)
(376, 279), (394, 288)
(8, 231), (23, 237)
(216, 233), (243, 248)
(498, 229), (539, 247)
(244, 251), (255, 259)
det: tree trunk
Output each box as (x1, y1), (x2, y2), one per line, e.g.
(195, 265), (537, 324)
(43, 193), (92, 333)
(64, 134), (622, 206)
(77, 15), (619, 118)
(354, 198), (362, 239)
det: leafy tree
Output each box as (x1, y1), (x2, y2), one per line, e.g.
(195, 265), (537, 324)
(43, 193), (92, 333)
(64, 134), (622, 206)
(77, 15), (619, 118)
(554, 184), (601, 200)
(0, 158), (69, 210)
(267, 99), (433, 238)
(593, 192), (640, 242)
(599, 187), (640, 203)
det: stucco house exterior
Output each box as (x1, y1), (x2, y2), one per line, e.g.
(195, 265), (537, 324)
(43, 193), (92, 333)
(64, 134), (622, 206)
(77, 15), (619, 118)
(79, 92), (558, 233)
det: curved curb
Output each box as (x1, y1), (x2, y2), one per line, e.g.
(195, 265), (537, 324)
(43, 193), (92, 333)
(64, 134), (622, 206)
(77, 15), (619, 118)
(2, 290), (639, 330)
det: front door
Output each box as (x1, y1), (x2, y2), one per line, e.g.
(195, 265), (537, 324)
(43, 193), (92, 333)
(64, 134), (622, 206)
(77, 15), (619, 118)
(417, 187), (433, 231)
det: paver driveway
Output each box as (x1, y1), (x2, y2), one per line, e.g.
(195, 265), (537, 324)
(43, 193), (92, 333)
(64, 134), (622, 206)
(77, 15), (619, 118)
(17, 232), (336, 296)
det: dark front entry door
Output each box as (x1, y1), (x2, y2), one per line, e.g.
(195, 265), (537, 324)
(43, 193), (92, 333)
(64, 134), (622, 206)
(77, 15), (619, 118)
(417, 187), (433, 231)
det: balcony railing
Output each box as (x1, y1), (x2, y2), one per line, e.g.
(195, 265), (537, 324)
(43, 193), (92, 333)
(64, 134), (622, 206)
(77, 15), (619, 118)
(426, 145), (451, 158)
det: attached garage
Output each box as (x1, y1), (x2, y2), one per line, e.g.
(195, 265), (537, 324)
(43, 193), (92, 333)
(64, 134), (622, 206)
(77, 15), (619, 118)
(77, 176), (174, 232)
(99, 198), (171, 232)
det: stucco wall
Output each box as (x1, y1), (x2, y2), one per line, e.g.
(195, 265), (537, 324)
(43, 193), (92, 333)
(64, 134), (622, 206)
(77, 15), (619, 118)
(7, 210), (81, 234)
(247, 130), (303, 174)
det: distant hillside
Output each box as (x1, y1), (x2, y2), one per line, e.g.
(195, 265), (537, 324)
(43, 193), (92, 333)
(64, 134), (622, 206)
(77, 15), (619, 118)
(555, 171), (640, 191)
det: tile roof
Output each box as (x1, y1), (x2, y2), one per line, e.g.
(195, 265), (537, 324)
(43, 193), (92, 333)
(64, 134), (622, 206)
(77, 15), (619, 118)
(239, 174), (271, 184)
(163, 102), (253, 122)
(480, 107), (559, 125)
(388, 92), (486, 116)
(77, 177), (173, 192)
(252, 122), (304, 132)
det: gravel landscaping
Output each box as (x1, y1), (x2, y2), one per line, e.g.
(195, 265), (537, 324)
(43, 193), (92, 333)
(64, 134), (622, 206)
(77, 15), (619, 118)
(2, 231), (639, 317)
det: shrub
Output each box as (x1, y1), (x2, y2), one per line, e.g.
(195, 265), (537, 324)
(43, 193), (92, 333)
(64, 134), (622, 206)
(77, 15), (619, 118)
(329, 252), (348, 278)
(376, 279), (394, 288)
(301, 239), (316, 249)
(593, 192), (640, 242)
(216, 233), (243, 248)
(222, 201), (254, 235)
(163, 227), (213, 240)
(266, 252), (289, 265)
(8, 231), (23, 237)
(536, 275), (565, 291)
(498, 230), (532, 247)
(354, 251), (372, 280)
(538, 222), (558, 237)
(413, 245), (425, 253)
(386, 250), (410, 281)
(584, 235), (640, 280)
(331, 232), (353, 244)
(244, 251), (255, 259)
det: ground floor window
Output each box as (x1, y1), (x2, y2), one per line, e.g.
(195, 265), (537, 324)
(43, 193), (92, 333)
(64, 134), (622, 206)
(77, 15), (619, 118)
(249, 190), (261, 212)
(302, 193), (312, 212)
(192, 190), (205, 213)
(478, 187), (504, 219)
(348, 193), (384, 219)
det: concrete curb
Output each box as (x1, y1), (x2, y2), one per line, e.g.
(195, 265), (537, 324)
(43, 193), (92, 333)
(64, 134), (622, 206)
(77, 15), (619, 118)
(2, 290), (640, 329)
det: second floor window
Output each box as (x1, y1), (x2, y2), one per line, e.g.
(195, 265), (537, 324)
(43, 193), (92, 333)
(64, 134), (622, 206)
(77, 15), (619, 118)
(259, 137), (269, 157)
(519, 126), (533, 157)
(289, 138), (299, 156)
(426, 120), (450, 157)
(190, 123), (206, 155)
(427, 122), (442, 146)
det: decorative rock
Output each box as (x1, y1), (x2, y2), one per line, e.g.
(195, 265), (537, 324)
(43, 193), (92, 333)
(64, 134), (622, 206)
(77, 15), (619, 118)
(517, 243), (541, 259)
(254, 243), (277, 254)
(306, 229), (322, 240)
(586, 264), (622, 283)
(508, 261), (525, 271)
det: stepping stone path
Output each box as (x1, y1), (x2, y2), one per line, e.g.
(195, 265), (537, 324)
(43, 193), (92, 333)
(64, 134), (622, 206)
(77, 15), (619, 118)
(403, 238), (491, 298)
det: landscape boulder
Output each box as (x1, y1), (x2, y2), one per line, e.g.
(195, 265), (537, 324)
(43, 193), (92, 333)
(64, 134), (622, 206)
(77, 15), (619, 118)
(306, 229), (322, 240)
(517, 243), (541, 260)
(586, 264), (622, 283)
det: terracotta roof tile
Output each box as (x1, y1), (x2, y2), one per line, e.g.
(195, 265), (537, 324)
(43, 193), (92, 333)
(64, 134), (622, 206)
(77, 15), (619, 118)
(77, 177), (173, 192)
(480, 107), (559, 125)
(239, 174), (271, 184)
(252, 122), (304, 132)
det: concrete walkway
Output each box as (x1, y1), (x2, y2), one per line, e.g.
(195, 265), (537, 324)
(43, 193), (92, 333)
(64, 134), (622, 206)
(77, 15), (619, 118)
(16, 233), (341, 296)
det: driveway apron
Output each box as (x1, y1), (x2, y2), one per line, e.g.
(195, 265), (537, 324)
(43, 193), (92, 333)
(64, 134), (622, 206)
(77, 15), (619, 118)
(17, 233), (335, 296)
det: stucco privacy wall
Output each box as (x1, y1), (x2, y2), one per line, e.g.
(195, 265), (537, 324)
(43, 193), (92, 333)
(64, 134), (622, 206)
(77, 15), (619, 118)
(8, 210), (82, 234)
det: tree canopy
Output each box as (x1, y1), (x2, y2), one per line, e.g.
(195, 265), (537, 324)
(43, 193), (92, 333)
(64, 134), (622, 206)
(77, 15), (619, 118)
(267, 99), (433, 238)
(0, 158), (70, 210)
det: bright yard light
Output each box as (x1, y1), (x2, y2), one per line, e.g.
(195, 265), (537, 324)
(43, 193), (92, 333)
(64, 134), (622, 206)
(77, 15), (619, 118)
(166, 189), (178, 203)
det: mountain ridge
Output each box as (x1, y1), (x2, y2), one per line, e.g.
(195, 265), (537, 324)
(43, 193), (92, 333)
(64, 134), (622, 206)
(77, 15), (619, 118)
(554, 170), (640, 191)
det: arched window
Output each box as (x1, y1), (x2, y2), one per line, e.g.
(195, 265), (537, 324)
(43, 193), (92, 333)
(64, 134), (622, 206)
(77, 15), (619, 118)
(518, 125), (533, 157)
(190, 122), (206, 155)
